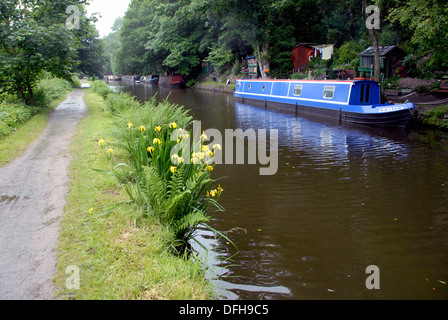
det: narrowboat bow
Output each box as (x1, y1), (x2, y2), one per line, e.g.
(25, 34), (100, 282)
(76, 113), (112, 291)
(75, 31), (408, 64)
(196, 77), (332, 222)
(234, 79), (415, 127)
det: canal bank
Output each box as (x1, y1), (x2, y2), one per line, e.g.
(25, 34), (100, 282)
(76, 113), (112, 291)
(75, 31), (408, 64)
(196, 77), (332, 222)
(385, 92), (448, 130)
(190, 81), (235, 94)
(54, 90), (215, 299)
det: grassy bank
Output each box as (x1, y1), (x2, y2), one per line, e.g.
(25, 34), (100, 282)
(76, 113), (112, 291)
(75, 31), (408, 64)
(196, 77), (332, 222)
(420, 104), (448, 130)
(0, 79), (73, 168)
(54, 91), (214, 300)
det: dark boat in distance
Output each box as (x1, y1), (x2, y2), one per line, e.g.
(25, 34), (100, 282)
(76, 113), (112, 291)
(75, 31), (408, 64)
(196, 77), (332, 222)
(234, 79), (416, 127)
(123, 75), (141, 83)
(141, 75), (159, 85)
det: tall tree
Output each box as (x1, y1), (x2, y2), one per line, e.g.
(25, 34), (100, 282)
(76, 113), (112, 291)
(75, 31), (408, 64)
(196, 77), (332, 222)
(388, 0), (448, 74)
(103, 17), (123, 74)
(0, 0), (99, 105)
(363, 0), (381, 82)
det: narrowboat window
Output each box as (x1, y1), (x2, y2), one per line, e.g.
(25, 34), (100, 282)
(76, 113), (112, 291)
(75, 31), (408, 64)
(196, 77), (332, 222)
(365, 84), (370, 103)
(293, 85), (303, 96)
(237, 83), (241, 89)
(262, 85), (266, 91)
(360, 84), (365, 103)
(323, 86), (335, 99)
(248, 84), (252, 90)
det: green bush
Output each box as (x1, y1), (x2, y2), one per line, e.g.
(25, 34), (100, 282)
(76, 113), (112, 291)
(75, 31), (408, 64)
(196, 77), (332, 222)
(291, 72), (309, 80)
(0, 103), (33, 138)
(96, 93), (229, 254)
(421, 105), (448, 129)
(71, 76), (81, 88)
(34, 78), (73, 107)
(0, 77), (72, 139)
(205, 47), (235, 74)
(104, 92), (140, 115)
(90, 80), (111, 99)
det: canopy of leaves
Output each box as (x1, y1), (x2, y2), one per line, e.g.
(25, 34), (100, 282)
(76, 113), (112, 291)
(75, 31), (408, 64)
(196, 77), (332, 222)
(112, 0), (447, 79)
(0, 0), (104, 104)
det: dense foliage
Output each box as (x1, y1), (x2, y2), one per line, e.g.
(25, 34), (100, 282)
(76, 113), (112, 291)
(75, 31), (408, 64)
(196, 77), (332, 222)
(0, 77), (72, 138)
(106, 0), (447, 80)
(0, 1), (104, 105)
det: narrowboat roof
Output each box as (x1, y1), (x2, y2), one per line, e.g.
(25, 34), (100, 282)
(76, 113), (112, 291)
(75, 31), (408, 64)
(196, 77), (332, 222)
(236, 79), (378, 84)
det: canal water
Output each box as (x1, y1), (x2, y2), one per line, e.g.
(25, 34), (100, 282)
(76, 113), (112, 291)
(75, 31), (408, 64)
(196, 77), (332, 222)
(111, 82), (448, 300)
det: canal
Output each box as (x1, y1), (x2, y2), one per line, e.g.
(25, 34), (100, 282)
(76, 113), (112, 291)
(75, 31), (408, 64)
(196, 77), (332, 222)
(111, 82), (448, 300)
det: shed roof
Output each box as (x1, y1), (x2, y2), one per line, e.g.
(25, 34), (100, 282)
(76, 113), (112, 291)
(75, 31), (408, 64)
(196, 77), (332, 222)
(359, 45), (402, 57)
(293, 43), (318, 49)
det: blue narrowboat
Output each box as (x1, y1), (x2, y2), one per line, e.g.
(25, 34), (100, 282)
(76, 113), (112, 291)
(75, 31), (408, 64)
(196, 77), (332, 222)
(233, 79), (416, 127)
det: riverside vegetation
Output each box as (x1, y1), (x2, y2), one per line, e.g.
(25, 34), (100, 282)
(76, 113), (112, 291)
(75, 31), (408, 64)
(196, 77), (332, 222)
(55, 81), (228, 299)
(0, 76), (75, 167)
(93, 80), (228, 253)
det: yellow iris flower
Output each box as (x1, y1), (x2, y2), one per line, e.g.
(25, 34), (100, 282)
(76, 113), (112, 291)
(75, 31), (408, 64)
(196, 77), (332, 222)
(169, 122), (177, 129)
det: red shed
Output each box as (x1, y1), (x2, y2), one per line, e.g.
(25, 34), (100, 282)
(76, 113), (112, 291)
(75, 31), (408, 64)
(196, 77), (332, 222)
(291, 43), (318, 72)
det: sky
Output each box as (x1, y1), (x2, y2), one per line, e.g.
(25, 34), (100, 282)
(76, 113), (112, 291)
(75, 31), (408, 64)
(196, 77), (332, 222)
(86, 0), (132, 38)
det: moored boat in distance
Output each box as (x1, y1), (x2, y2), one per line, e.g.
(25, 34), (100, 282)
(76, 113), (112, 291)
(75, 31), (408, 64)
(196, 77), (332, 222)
(141, 75), (159, 85)
(234, 79), (416, 127)
(159, 75), (186, 88)
(104, 74), (122, 82)
(123, 75), (141, 83)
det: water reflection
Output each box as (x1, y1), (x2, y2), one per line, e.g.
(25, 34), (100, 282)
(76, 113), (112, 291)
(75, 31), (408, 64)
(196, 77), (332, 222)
(234, 101), (410, 167)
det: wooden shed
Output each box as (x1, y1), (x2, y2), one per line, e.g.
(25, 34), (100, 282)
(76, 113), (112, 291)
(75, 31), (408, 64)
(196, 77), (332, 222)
(291, 43), (316, 72)
(358, 45), (406, 80)
(291, 43), (334, 73)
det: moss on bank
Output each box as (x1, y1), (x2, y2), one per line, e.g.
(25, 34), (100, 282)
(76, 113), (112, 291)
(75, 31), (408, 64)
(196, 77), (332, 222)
(419, 104), (448, 130)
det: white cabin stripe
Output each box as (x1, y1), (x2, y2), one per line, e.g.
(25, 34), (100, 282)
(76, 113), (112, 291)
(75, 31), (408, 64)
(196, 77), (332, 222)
(235, 91), (349, 105)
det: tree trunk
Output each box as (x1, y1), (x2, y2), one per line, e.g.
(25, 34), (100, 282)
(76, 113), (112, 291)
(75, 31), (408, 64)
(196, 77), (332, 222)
(16, 82), (26, 105)
(24, 72), (35, 106)
(369, 28), (381, 82)
(363, 0), (381, 82)
(255, 42), (270, 79)
(26, 80), (35, 106)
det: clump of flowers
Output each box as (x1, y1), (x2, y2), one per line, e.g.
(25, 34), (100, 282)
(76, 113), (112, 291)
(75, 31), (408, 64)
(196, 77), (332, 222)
(96, 111), (227, 254)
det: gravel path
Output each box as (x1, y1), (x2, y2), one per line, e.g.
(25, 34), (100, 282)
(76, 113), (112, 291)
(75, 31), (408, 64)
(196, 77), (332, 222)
(0, 89), (87, 299)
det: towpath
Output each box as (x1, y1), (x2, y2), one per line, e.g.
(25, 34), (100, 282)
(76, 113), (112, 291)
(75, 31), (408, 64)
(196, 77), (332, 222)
(0, 89), (87, 299)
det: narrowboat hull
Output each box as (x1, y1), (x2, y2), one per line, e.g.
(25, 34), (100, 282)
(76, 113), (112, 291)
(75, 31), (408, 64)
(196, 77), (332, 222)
(234, 79), (415, 128)
(141, 75), (159, 85)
